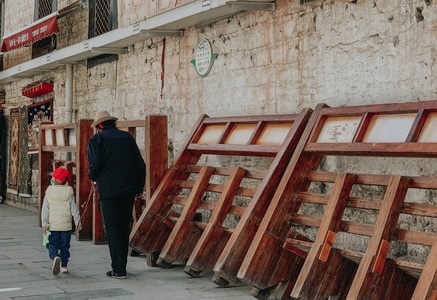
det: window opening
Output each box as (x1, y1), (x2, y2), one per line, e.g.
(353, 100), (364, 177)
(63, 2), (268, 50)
(89, 0), (117, 38)
(32, 0), (57, 58)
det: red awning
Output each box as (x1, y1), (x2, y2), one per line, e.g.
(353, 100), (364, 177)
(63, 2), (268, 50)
(1, 13), (59, 52)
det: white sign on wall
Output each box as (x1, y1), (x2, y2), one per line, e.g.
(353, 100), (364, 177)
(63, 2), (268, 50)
(191, 38), (217, 78)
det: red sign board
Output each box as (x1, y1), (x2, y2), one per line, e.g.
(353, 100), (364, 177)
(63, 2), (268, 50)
(1, 14), (59, 52)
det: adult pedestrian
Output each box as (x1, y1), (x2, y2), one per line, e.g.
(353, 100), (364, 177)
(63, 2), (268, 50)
(87, 111), (146, 279)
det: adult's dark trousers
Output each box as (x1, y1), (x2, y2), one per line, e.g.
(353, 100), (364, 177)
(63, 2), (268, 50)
(100, 193), (135, 276)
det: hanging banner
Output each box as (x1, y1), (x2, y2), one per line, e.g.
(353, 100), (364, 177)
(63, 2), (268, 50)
(1, 13), (59, 52)
(28, 99), (53, 152)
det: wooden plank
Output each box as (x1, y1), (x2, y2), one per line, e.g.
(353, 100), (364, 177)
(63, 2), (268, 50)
(184, 167), (247, 277)
(389, 259), (424, 278)
(92, 186), (106, 244)
(283, 240), (310, 259)
(406, 109), (428, 142)
(38, 146), (53, 227)
(372, 239), (391, 275)
(304, 142), (437, 157)
(129, 166), (197, 254)
(319, 230), (337, 262)
(186, 143), (281, 157)
(290, 173), (356, 299)
(225, 104), (324, 290)
(145, 115), (168, 202)
(365, 260), (417, 299)
(129, 115), (208, 254)
(393, 228), (437, 246)
(339, 220), (374, 237)
(346, 175), (410, 299)
(157, 166), (215, 267)
(411, 241), (437, 299)
(212, 109), (315, 287)
(76, 119), (94, 241)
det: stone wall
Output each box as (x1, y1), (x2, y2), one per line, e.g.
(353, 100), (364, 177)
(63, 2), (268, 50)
(1, 1), (436, 238)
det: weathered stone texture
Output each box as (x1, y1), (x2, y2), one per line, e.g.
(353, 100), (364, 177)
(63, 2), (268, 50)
(0, 1), (436, 255)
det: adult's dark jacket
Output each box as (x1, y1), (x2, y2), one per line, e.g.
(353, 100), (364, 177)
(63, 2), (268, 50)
(87, 126), (146, 199)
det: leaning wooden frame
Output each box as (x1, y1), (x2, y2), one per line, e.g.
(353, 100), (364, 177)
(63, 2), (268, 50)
(235, 100), (437, 300)
(129, 110), (313, 277)
(39, 116), (168, 245)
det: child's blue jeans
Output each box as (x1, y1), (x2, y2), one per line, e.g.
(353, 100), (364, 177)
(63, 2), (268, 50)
(46, 230), (71, 266)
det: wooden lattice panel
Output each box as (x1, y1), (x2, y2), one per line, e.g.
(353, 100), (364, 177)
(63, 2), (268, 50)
(234, 100), (437, 300)
(129, 111), (312, 275)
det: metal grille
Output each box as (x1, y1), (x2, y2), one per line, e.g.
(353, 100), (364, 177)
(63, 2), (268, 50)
(32, 0), (55, 58)
(38, 0), (53, 18)
(94, 0), (111, 36)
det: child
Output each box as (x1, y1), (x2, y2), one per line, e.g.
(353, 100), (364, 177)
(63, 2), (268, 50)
(41, 167), (82, 275)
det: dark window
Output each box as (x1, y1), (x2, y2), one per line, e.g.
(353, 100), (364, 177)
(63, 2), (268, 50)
(37, 0), (53, 17)
(89, 0), (117, 38)
(88, 0), (118, 67)
(32, 0), (57, 58)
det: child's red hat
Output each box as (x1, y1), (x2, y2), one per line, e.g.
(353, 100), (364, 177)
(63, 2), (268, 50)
(52, 167), (70, 183)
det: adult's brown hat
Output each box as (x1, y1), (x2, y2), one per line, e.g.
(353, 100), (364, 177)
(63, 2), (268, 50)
(91, 111), (118, 128)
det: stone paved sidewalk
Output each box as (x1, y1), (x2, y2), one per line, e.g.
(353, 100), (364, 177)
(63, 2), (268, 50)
(0, 204), (262, 300)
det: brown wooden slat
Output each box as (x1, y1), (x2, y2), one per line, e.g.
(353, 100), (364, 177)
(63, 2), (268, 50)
(228, 205), (246, 216)
(393, 228), (437, 246)
(406, 109), (428, 143)
(284, 238), (313, 253)
(157, 166), (216, 266)
(169, 195), (187, 205)
(129, 115), (207, 255)
(283, 239), (310, 259)
(409, 176), (437, 189)
(411, 241), (437, 298)
(347, 197), (382, 210)
(185, 165), (266, 180)
(291, 173), (356, 299)
(304, 142), (437, 157)
(304, 170), (338, 182)
(401, 202), (437, 218)
(198, 201), (216, 211)
(236, 187), (256, 197)
(336, 248), (364, 265)
(42, 145), (77, 152)
(297, 192), (330, 205)
(184, 167), (247, 276)
(193, 221), (208, 229)
(290, 214), (322, 227)
(339, 221), (374, 237)
(389, 259), (424, 279)
(200, 114), (300, 124)
(230, 105), (324, 290)
(346, 175), (410, 299)
(187, 143), (281, 157)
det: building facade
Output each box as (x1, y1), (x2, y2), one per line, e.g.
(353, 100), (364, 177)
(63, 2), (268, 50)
(0, 0), (435, 214)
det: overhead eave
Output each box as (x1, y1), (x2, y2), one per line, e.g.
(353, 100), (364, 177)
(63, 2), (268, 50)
(0, 0), (275, 85)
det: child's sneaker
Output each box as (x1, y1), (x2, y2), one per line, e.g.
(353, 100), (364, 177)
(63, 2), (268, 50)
(52, 257), (61, 275)
(61, 266), (68, 273)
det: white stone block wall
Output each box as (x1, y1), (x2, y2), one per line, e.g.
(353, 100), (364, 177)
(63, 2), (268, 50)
(0, 1), (436, 261)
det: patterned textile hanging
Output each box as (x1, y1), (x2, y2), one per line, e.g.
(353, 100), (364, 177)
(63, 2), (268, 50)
(7, 107), (32, 195)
